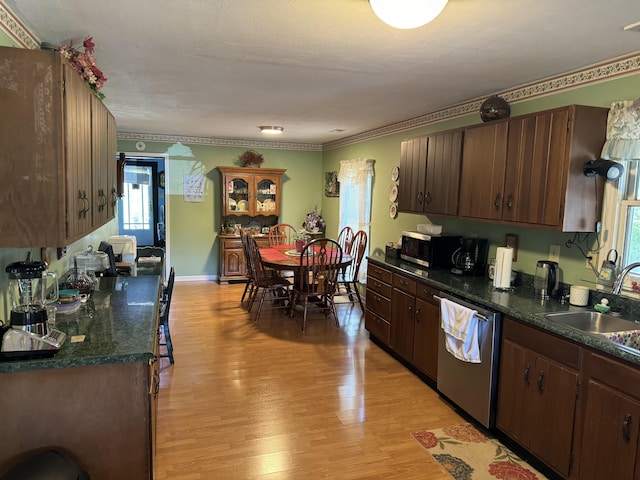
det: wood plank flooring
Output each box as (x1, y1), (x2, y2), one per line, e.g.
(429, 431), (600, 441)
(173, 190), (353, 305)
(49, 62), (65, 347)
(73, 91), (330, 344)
(154, 281), (464, 479)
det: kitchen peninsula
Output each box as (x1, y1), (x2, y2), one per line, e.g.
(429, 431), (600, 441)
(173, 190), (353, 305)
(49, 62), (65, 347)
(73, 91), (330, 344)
(0, 276), (161, 480)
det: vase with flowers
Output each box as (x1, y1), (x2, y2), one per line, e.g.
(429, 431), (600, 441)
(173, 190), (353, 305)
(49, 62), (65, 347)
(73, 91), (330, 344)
(57, 36), (107, 100)
(293, 229), (311, 252)
(303, 206), (326, 234)
(239, 150), (264, 167)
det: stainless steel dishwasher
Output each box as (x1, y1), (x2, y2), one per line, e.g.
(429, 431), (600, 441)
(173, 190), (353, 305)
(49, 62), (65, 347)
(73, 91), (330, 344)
(436, 292), (502, 429)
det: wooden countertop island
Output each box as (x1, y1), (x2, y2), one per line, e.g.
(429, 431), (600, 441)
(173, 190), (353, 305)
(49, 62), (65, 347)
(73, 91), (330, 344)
(0, 276), (162, 480)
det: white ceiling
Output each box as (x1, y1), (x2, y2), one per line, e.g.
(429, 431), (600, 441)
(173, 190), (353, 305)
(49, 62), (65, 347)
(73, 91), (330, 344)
(5, 0), (640, 146)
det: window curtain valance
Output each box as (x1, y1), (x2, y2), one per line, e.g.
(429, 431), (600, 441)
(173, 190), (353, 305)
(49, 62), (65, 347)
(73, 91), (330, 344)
(601, 98), (640, 161)
(338, 158), (375, 185)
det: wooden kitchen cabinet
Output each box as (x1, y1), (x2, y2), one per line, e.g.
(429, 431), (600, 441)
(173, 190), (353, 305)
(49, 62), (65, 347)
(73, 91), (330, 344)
(389, 272), (440, 381)
(398, 129), (463, 216)
(496, 317), (581, 478)
(572, 351), (640, 480)
(458, 120), (509, 221)
(365, 264), (393, 345)
(218, 166), (286, 217)
(459, 105), (608, 231)
(0, 46), (117, 247)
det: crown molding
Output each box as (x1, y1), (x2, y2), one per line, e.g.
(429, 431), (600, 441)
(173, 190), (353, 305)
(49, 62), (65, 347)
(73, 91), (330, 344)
(0, 0), (39, 49)
(116, 132), (323, 151)
(322, 51), (640, 150)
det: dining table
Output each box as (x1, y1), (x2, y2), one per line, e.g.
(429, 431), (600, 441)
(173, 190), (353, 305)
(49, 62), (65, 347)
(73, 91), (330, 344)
(259, 244), (352, 271)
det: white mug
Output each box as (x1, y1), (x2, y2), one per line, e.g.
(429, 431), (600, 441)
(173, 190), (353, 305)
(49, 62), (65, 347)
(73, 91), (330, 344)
(569, 286), (589, 306)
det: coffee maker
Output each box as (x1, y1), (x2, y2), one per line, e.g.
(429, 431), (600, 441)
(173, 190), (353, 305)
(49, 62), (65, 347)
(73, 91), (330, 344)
(451, 237), (489, 276)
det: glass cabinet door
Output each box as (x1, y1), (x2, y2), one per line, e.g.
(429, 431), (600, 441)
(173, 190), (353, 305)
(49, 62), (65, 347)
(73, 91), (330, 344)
(226, 177), (249, 214)
(255, 176), (278, 214)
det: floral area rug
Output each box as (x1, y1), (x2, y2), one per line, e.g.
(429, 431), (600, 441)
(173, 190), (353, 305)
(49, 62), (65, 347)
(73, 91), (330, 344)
(411, 423), (547, 480)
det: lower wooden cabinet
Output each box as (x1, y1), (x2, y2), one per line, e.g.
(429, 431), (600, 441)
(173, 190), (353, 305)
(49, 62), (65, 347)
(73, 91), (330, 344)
(365, 264), (393, 345)
(496, 317), (580, 478)
(219, 234), (269, 284)
(572, 351), (640, 480)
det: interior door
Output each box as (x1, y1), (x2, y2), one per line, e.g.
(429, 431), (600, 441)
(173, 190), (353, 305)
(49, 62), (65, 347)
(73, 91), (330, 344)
(118, 161), (159, 247)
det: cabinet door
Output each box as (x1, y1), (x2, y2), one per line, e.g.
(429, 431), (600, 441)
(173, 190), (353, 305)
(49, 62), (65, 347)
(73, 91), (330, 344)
(254, 174), (281, 216)
(224, 174), (250, 215)
(412, 297), (439, 380)
(424, 130), (463, 216)
(529, 356), (578, 477)
(459, 122), (508, 221)
(496, 338), (534, 447)
(64, 64), (93, 242)
(398, 137), (427, 213)
(92, 95), (111, 227)
(503, 109), (569, 225)
(578, 379), (640, 480)
(106, 111), (118, 219)
(390, 288), (415, 362)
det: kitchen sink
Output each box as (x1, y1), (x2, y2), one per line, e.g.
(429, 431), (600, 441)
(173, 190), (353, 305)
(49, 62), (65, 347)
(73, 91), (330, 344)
(543, 311), (639, 334)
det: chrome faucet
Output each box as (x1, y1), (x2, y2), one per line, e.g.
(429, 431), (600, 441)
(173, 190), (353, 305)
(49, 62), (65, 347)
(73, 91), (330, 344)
(612, 262), (640, 295)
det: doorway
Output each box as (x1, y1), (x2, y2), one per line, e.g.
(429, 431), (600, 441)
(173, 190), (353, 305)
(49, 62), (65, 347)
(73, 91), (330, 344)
(118, 157), (166, 248)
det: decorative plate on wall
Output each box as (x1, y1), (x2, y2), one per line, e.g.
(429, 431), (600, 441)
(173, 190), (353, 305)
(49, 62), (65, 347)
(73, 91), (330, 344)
(389, 203), (397, 218)
(389, 184), (398, 202)
(391, 165), (399, 181)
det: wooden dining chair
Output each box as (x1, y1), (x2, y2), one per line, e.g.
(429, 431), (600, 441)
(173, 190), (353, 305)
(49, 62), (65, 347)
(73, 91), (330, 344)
(289, 238), (343, 332)
(268, 223), (298, 246)
(337, 226), (354, 254)
(240, 229), (256, 308)
(335, 230), (367, 311)
(159, 266), (175, 365)
(246, 235), (291, 324)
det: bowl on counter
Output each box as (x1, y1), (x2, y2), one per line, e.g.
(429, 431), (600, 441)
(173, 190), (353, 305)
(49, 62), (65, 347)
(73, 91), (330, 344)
(417, 224), (443, 235)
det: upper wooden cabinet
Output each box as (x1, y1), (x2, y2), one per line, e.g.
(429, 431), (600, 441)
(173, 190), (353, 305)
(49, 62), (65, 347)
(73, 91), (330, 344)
(459, 105), (608, 231)
(218, 166), (286, 218)
(0, 46), (117, 247)
(398, 129), (463, 216)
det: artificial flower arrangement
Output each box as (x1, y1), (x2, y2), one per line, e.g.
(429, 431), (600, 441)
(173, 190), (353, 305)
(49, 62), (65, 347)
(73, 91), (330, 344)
(239, 150), (264, 167)
(303, 206), (326, 232)
(58, 36), (107, 99)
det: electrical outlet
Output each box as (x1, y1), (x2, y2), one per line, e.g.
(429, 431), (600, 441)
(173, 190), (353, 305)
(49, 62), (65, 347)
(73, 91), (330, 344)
(586, 258), (592, 269)
(549, 244), (561, 263)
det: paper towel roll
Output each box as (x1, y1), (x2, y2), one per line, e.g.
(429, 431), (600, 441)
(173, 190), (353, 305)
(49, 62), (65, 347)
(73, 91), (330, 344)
(493, 246), (513, 290)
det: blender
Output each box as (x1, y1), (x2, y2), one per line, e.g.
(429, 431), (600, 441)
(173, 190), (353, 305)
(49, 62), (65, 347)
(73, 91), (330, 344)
(5, 259), (59, 335)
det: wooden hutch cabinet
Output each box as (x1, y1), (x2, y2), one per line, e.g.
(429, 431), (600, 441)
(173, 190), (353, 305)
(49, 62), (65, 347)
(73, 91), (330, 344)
(0, 46), (117, 247)
(217, 166), (286, 283)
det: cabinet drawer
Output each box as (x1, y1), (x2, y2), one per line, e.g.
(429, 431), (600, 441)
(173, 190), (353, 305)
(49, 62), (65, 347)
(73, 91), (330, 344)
(368, 264), (393, 284)
(367, 275), (392, 298)
(365, 310), (390, 344)
(415, 282), (439, 305)
(393, 273), (416, 295)
(366, 289), (391, 319)
(503, 317), (581, 369)
(223, 238), (242, 249)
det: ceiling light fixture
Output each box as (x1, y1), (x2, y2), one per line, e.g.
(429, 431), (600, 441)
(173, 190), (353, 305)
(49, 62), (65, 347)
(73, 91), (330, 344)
(259, 126), (284, 135)
(369, 0), (448, 29)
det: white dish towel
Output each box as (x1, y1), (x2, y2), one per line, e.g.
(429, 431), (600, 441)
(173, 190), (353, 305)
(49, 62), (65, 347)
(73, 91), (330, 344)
(440, 297), (481, 363)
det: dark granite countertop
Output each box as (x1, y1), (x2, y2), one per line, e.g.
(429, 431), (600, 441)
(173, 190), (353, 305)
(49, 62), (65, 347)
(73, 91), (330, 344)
(0, 276), (161, 373)
(369, 254), (640, 367)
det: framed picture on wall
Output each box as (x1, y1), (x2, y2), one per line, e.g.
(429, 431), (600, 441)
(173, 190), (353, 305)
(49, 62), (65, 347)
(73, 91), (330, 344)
(325, 171), (339, 197)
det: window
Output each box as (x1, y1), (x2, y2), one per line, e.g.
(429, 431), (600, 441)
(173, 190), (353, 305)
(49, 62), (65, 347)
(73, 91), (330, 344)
(597, 99), (640, 295)
(338, 158), (375, 281)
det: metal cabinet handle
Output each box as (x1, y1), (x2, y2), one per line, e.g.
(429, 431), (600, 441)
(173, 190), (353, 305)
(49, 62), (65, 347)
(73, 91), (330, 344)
(537, 371), (545, 393)
(623, 414), (632, 442)
(494, 193), (501, 208)
(399, 279), (408, 285)
(417, 192), (423, 205)
(524, 364), (531, 385)
(506, 193), (513, 208)
(425, 192), (431, 205)
(415, 306), (421, 321)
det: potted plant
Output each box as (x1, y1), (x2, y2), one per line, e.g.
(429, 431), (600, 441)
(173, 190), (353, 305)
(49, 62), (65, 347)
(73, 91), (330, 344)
(239, 150), (264, 167)
(303, 206), (326, 233)
(293, 230), (310, 252)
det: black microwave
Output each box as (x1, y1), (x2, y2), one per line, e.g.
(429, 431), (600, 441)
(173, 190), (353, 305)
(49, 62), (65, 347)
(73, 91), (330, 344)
(400, 232), (462, 269)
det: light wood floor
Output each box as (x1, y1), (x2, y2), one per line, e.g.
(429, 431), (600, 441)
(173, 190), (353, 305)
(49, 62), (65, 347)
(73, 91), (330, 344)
(153, 281), (464, 479)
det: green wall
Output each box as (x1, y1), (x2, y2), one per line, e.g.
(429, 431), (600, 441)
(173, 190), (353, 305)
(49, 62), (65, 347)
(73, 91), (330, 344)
(322, 73), (640, 288)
